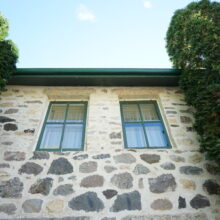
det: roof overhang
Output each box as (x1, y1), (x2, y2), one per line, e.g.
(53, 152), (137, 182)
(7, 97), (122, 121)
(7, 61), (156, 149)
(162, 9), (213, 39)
(8, 68), (181, 86)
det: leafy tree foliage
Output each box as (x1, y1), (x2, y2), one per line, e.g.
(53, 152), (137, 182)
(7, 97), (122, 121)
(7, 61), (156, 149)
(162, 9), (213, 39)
(0, 13), (18, 92)
(166, 0), (220, 170)
(166, 0), (220, 70)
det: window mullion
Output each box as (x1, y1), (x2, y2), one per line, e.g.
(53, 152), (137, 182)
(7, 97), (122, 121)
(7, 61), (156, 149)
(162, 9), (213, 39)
(59, 104), (69, 151)
(137, 103), (149, 148)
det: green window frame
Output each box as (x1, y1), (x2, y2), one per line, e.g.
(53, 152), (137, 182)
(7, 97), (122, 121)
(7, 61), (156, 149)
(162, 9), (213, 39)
(36, 101), (87, 151)
(120, 101), (171, 149)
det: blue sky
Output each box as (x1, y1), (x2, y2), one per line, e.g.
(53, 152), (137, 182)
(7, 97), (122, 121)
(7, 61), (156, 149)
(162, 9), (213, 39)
(1, 0), (219, 68)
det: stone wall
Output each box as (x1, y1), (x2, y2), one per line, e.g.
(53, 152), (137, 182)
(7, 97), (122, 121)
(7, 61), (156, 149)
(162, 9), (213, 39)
(0, 86), (219, 220)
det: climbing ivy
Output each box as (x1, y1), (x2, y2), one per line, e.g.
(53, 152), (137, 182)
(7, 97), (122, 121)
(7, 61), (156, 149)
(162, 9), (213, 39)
(0, 13), (18, 92)
(166, 0), (220, 170)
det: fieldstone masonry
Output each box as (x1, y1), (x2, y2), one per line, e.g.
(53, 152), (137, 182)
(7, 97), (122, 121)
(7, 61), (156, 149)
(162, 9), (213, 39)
(0, 86), (220, 219)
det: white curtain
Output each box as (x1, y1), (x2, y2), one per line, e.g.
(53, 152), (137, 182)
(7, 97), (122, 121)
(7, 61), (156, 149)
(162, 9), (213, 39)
(40, 124), (62, 149)
(123, 104), (141, 122)
(48, 104), (66, 122)
(145, 123), (167, 147)
(125, 124), (146, 148)
(140, 104), (158, 121)
(67, 104), (84, 122)
(62, 124), (83, 149)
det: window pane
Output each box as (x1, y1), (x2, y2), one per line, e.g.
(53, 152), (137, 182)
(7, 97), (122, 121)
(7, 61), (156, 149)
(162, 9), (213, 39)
(40, 124), (63, 149)
(140, 104), (159, 121)
(48, 104), (66, 122)
(62, 124), (83, 149)
(125, 123), (146, 148)
(144, 122), (168, 147)
(67, 104), (84, 122)
(122, 104), (141, 122)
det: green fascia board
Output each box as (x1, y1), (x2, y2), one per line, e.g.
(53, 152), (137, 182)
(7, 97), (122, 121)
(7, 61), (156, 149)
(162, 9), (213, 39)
(8, 68), (182, 86)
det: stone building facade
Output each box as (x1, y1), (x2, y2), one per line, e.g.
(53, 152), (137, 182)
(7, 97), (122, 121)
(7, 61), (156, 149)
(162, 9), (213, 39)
(0, 69), (220, 220)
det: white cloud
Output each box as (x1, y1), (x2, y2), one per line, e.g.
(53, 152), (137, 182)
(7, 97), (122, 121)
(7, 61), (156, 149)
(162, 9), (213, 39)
(77, 4), (96, 22)
(143, 1), (152, 9)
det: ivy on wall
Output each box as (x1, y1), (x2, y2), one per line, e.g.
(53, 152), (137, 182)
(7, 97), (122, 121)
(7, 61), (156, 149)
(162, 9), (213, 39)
(166, 0), (220, 169)
(0, 13), (18, 92)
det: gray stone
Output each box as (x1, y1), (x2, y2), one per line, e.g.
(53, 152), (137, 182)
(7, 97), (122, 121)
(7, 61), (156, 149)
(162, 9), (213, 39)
(160, 162), (175, 170)
(60, 218), (90, 220)
(148, 174), (176, 193)
(68, 175), (76, 180)
(53, 184), (74, 196)
(80, 175), (104, 187)
(110, 191), (141, 212)
(203, 179), (220, 195)
(186, 127), (194, 132)
(0, 177), (23, 198)
(140, 154), (160, 164)
(68, 192), (104, 212)
(172, 103), (187, 106)
(121, 216), (149, 220)
(0, 203), (16, 215)
(180, 116), (192, 123)
(4, 109), (18, 114)
(25, 100), (42, 104)
(104, 165), (117, 173)
(73, 154), (88, 160)
(1, 141), (13, 145)
(4, 123), (18, 131)
(151, 199), (173, 210)
(138, 178), (144, 189)
(79, 161), (97, 173)
(19, 162), (43, 175)
(178, 196), (186, 209)
(0, 217), (91, 220)
(58, 177), (64, 182)
(22, 199), (43, 213)
(111, 172), (133, 189)
(29, 178), (53, 195)
(166, 111), (177, 114)
(179, 166), (203, 175)
(30, 151), (50, 160)
(171, 124), (179, 127)
(121, 214), (208, 220)
(92, 154), (110, 159)
(102, 189), (118, 199)
(169, 155), (185, 162)
(0, 217), (90, 220)
(190, 194), (210, 209)
(180, 108), (194, 114)
(113, 153), (136, 164)
(0, 163), (10, 168)
(101, 218), (116, 220)
(24, 128), (35, 133)
(48, 157), (73, 175)
(110, 132), (121, 139)
(204, 163), (217, 175)
(4, 151), (25, 161)
(133, 164), (150, 175)
(0, 116), (15, 123)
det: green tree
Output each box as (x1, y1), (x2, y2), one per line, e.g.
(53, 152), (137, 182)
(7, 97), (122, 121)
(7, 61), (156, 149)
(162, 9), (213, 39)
(166, 0), (220, 70)
(166, 0), (220, 170)
(0, 13), (18, 92)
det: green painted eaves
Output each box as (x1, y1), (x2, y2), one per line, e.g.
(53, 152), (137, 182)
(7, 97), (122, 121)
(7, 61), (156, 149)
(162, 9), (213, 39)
(9, 68), (181, 86)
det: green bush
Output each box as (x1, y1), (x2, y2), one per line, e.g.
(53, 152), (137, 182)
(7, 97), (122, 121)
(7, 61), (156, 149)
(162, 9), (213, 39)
(0, 13), (18, 92)
(166, 0), (220, 169)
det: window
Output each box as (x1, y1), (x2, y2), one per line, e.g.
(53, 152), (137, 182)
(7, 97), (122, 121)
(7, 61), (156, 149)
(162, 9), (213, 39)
(120, 101), (170, 149)
(36, 102), (87, 151)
